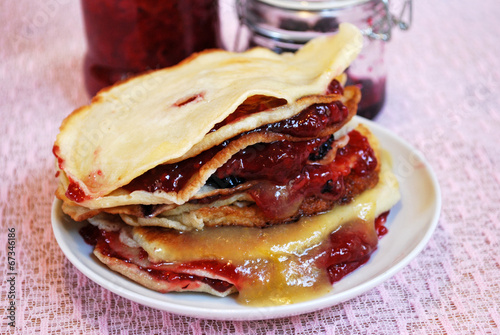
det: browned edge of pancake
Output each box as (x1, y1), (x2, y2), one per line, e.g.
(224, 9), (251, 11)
(93, 248), (237, 297)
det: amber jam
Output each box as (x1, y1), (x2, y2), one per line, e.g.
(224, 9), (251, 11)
(79, 210), (390, 303)
(82, 0), (218, 95)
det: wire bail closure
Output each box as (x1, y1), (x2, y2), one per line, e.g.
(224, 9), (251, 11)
(364, 0), (412, 41)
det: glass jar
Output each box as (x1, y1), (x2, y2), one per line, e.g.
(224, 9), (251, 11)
(81, 0), (219, 96)
(236, 0), (412, 119)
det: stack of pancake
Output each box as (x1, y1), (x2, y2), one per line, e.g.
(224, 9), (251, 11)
(53, 24), (400, 305)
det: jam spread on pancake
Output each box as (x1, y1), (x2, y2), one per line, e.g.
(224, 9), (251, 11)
(326, 78), (344, 95)
(259, 100), (348, 137)
(80, 211), (390, 304)
(123, 142), (223, 195)
(211, 80), (346, 136)
(61, 80), (351, 204)
(122, 99), (348, 196)
(213, 137), (332, 185)
(120, 79), (375, 221)
(324, 213), (389, 283)
(123, 129), (376, 220)
(53, 145), (91, 203)
(215, 130), (375, 219)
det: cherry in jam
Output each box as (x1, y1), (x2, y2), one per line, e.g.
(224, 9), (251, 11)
(336, 129), (378, 176)
(260, 101), (349, 138)
(326, 79), (344, 95)
(324, 228), (375, 283)
(79, 223), (102, 246)
(214, 137), (331, 185)
(375, 211), (390, 238)
(66, 179), (89, 203)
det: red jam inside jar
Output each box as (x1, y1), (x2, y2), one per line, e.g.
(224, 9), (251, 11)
(81, 0), (219, 95)
(346, 76), (386, 120)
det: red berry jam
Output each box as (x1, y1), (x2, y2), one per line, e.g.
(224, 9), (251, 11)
(211, 80), (346, 134)
(326, 79), (344, 95)
(260, 101), (348, 137)
(83, 225), (235, 293)
(66, 179), (89, 203)
(346, 76), (386, 120)
(82, 0), (218, 95)
(124, 128), (376, 220)
(375, 211), (390, 238)
(211, 95), (288, 132)
(123, 94), (353, 196)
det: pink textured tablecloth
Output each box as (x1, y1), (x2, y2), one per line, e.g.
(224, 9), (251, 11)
(1, 0), (500, 333)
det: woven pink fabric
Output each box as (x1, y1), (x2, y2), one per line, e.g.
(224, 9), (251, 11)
(1, 0), (500, 333)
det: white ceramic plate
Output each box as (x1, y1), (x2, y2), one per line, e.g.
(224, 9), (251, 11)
(51, 117), (441, 321)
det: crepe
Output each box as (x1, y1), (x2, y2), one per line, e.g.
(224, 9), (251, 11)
(53, 23), (363, 211)
(56, 89), (353, 208)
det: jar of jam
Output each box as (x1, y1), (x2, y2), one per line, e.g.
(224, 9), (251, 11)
(235, 0), (412, 119)
(81, 0), (219, 96)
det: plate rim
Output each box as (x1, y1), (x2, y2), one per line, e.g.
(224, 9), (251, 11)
(51, 116), (441, 321)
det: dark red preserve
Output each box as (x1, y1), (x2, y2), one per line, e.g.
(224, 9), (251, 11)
(81, 0), (219, 95)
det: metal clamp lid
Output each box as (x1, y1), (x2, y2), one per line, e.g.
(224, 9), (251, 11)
(251, 0), (372, 10)
(364, 0), (412, 41)
(236, 0), (412, 47)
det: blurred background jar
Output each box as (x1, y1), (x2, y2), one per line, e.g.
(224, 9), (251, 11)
(81, 0), (219, 96)
(230, 0), (412, 119)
